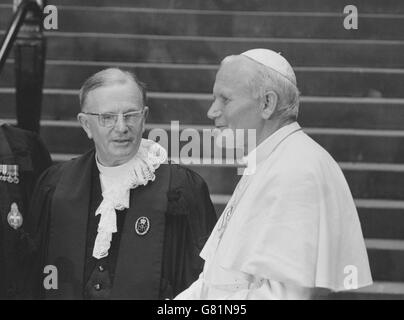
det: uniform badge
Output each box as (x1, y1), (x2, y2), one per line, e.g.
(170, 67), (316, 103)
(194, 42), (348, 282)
(7, 202), (23, 230)
(0, 164), (19, 184)
(135, 216), (150, 236)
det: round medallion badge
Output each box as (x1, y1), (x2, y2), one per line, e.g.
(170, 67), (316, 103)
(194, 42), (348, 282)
(135, 216), (150, 236)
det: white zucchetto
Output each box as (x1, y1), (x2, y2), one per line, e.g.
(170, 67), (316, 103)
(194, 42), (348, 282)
(241, 48), (297, 86)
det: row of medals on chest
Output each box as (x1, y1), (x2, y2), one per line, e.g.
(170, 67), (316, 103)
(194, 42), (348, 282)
(1, 164), (22, 229)
(0, 164), (19, 184)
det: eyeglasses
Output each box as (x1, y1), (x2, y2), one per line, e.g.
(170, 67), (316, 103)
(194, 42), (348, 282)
(83, 109), (146, 127)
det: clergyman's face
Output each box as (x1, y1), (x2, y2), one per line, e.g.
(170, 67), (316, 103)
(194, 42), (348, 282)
(207, 58), (262, 149)
(79, 82), (148, 166)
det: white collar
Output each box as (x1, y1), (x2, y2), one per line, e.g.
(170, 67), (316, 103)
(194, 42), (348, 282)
(96, 152), (138, 177)
(96, 138), (167, 189)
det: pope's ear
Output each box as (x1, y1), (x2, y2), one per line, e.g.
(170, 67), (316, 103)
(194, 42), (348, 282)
(77, 113), (93, 139)
(261, 91), (278, 120)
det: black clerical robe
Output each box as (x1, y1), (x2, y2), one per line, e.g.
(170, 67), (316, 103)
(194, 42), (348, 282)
(0, 124), (52, 299)
(25, 149), (217, 300)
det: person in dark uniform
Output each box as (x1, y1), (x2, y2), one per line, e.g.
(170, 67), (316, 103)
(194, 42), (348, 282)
(25, 68), (217, 300)
(0, 123), (52, 299)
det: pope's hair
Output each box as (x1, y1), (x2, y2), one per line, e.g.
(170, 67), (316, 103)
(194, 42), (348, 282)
(221, 55), (300, 122)
(78, 67), (147, 111)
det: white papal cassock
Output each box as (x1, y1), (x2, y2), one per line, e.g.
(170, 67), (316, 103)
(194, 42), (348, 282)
(176, 122), (373, 299)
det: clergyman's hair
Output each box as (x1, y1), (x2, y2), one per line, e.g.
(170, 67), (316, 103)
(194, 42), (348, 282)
(221, 55), (300, 122)
(79, 68), (147, 110)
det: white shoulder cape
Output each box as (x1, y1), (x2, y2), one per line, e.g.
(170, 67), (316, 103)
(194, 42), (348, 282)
(201, 123), (373, 291)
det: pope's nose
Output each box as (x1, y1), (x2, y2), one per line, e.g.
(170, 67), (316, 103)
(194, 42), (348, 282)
(207, 102), (222, 120)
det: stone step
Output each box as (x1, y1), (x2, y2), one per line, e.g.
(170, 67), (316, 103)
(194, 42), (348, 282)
(4, 114), (404, 164)
(1, 32), (401, 68)
(51, 154), (404, 200)
(43, 0), (404, 14)
(16, 120), (404, 164)
(185, 162), (404, 200)
(2, 5), (403, 40)
(359, 206), (404, 240)
(8, 120), (402, 199)
(2, 89), (404, 131)
(2, 60), (404, 98)
(329, 282), (404, 299)
(48, 152), (404, 282)
(212, 196), (404, 240)
(2, 119), (400, 165)
(366, 240), (404, 282)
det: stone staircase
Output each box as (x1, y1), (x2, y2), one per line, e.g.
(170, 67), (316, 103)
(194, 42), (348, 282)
(1, 0), (404, 299)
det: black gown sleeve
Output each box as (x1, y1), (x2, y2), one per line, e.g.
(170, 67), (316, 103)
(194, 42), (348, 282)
(20, 164), (63, 299)
(161, 164), (217, 298)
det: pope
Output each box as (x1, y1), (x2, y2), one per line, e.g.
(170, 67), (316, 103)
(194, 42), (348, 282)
(175, 48), (373, 300)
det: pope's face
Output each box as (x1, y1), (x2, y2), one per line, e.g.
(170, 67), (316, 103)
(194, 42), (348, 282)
(78, 82), (148, 166)
(207, 58), (262, 149)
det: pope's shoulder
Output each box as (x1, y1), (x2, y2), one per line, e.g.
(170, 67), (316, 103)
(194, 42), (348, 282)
(273, 129), (343, 177)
